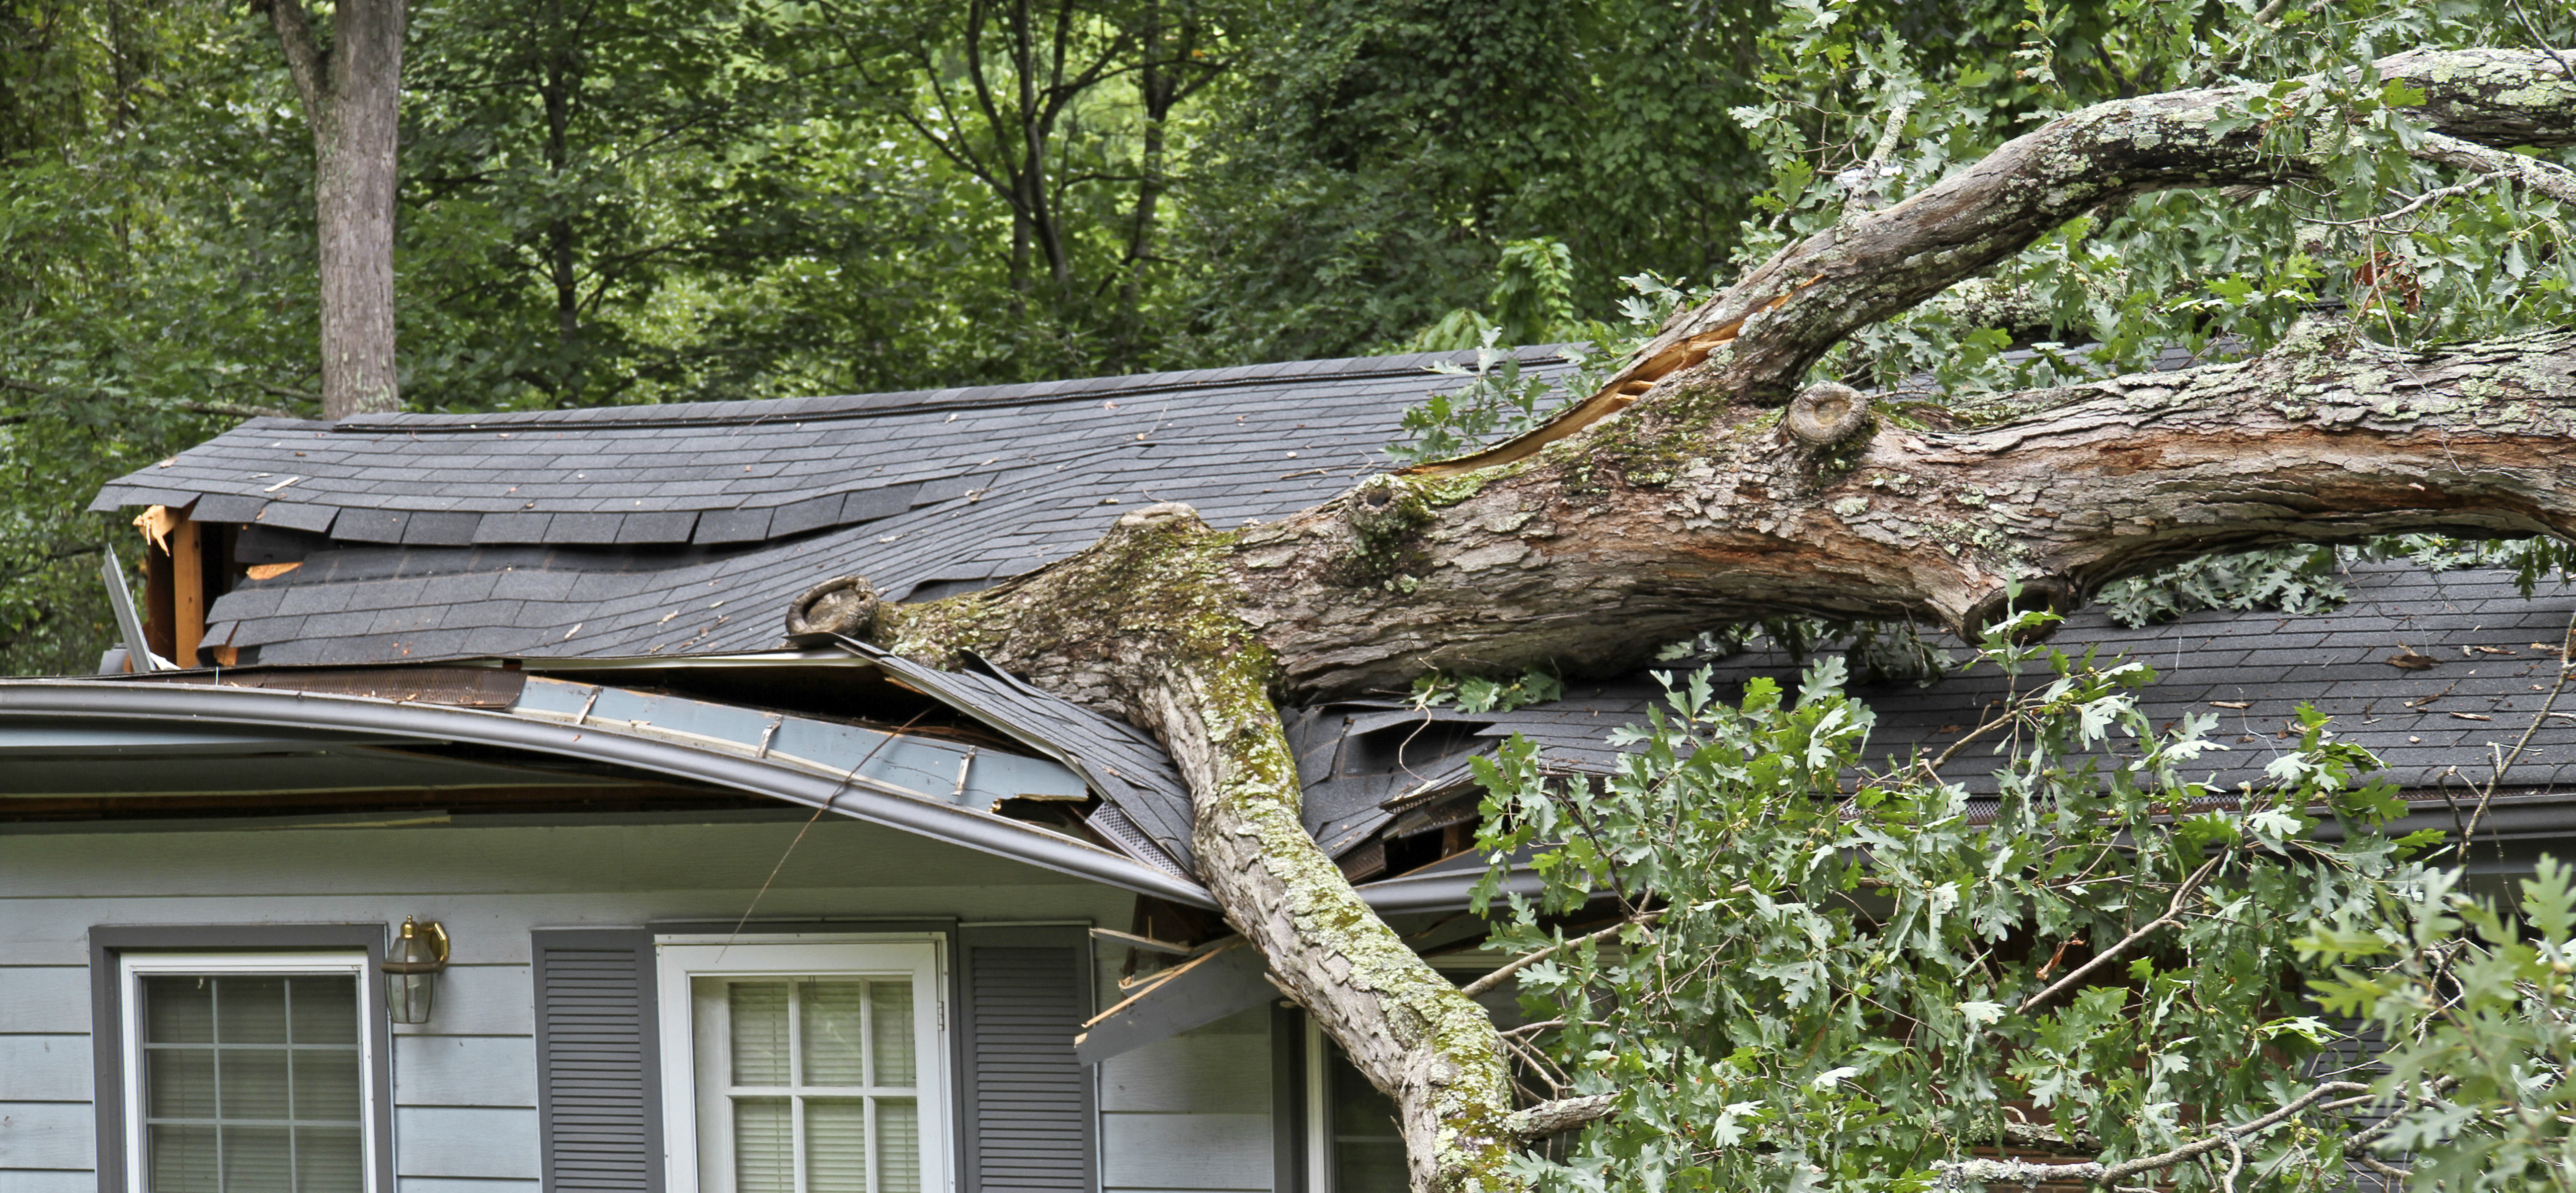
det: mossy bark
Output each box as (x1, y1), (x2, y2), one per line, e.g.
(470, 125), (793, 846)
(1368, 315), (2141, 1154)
(887, 506), (1521, 1192)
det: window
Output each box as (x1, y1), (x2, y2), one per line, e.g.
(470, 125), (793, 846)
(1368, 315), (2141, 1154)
(657, 938), (948, 1193)
(1303, 1020), (1405, 1193)
(118, 952), (379, 1193)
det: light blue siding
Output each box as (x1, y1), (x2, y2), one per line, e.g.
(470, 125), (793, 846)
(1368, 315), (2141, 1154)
(0, 969), (85, 1034)
(394, 965), (530, 1037)
(0, 1103), (90, 1171)
(0, 1169), (94, 1193)
(1099, 1007), (1272, 1193)
(0, 1039), (86, 1103)
(1, 815), (1140, 1189)
(393, 1107), (543, 1181)
(395, 1035), (537, 1108)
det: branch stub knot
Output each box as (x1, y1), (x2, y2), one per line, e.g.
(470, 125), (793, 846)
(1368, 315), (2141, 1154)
(1784, 381), (1872, 447)
(784, 574), (886, 641)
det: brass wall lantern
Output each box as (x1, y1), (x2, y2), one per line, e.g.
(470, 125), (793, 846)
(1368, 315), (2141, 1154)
(385, 916), (451, 1024)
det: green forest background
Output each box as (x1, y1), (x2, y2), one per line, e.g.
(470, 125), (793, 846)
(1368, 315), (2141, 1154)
(3, 0), (2570, 674)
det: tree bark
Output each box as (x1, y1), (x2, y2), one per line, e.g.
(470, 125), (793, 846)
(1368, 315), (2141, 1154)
(264, 0), (406, 421)
(871, 45), (2576, 1192)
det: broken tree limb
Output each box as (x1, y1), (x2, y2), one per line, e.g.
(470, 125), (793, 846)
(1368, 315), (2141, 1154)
(1223, 324), (2576, 699)
(860, 46), (2576, 1193)
(1423, 44), (2576, 462)
(1501, 1094), (1620, 1141)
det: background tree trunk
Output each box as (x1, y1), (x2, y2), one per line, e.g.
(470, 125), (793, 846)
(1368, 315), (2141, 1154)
(263, 0), (405, 420)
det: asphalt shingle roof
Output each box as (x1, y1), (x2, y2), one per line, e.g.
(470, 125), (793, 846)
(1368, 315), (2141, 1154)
(1288, 560), (2576, 848)
(94, 347), (1575, 665)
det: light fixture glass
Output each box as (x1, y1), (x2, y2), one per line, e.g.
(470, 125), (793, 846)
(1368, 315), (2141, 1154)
(385, 916), (450, 1024)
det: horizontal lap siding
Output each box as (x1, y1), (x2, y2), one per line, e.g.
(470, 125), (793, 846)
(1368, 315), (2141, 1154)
(965, 932), (1093, 1193)
(1099, 1011), (1273, 1193)
(0, 966), (94, 1189)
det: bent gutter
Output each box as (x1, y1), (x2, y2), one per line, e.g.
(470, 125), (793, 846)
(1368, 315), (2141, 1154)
(0, 680), (1216, 909)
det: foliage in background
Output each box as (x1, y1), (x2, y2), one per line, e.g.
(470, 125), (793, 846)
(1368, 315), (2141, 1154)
(0, 0), (314, 674)
(1473, 610), (2444, 1191)
(4, 0), (2572, 677)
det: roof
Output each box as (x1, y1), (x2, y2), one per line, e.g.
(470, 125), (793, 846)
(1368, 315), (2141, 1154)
(94, 346), (1574, 666)
(1288, 560), (2576, 862)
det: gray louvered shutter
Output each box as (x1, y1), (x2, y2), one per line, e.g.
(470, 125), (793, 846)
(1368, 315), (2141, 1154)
(959, 926), (1095, 1193)
(532, 928), (665, 1193)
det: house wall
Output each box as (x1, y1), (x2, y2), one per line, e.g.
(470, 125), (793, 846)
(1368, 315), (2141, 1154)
(0, 810), (1276, 1193)
(1097, 1008), (1275, 1193)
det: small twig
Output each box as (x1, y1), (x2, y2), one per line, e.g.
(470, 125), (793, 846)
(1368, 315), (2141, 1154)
(1937, 1081), (2370, 1186)
(2409, 131), (2576, 208)
(2299, 168), (2512, 228)
(2017, 853), (2224, 1015)
(2456, 607), (2576, 860)
(1461, 912), (1662, 999)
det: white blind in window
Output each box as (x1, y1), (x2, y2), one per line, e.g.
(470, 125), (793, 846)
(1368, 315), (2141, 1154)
(140, 975), (365, 1193)
(697, 977), (920, 1193)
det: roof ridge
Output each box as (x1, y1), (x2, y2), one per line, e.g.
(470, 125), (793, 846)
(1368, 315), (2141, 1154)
(335, 343), (1589, 434)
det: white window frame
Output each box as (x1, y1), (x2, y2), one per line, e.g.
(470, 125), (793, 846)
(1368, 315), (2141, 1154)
(654, 934), (952, 1193)
(117, 950), (383, 1193)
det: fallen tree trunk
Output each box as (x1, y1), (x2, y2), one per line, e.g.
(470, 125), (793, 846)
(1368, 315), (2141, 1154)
(874, 44), (2576, 1193)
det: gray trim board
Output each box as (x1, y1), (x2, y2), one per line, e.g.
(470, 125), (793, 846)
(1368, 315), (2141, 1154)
(87, 923), (398, 1193)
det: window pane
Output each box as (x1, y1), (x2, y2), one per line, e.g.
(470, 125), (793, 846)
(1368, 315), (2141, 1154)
(877, 1099), (920, 1193)
(141, 973), (368, 1193)
(729, 983), (791, 1086)
(802, 981), (868, 1086)
(289, 978), (357, 1044)
(222, 1125), (293, 1191)
(1327, 1040), (1408, 1193)
(805, 1100), (868, 1193)
(870, 984), (914, 1088)
(218, 1048), (291, 1121)
(147, 1123), (219, 1193)
(148, 1048), (217, 1118)
(216, 979), (289, 1044)
(292, 1050), (363, 1122)
(144, 978), (215, 1044)
(294, 1125), (365, 1193)
(732, 1098), (793, 1193)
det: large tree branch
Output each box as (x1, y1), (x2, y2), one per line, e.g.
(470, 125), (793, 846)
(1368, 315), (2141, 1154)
(860, 46), (2576, 1193)
(1213, 324), (2576, 698)
(1412, 47), (2576, 478)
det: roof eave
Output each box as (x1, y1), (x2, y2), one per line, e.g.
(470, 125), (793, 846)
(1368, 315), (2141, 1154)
(0, 679), (1218, 908)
